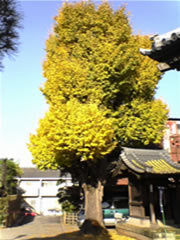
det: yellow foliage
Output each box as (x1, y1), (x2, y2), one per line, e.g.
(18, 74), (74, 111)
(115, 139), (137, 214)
(28, 99), (117, 169)
(133, 35), (163, 100)
(116, 99), (169, 147)
(109, 230), (135, 240)
(28, 1), (169, 170)
(46, 229), (135, 240)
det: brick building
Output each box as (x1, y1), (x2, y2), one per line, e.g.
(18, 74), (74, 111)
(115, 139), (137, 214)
(163, 118), (180, 162)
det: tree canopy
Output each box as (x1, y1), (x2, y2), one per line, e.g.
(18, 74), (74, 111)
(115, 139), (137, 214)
(29, 1), (168, 167)
(0, 0), (22, 69)
(28, 0), (168, 226)
(0, 158), (22, 196)
(29, 99), (117, 170)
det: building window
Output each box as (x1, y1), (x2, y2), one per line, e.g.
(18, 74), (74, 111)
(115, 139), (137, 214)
(177, 124), (180, 134)
(41, 181), (56, 188)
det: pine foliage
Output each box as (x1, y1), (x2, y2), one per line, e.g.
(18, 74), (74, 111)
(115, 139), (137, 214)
(0, 0), (21, 69)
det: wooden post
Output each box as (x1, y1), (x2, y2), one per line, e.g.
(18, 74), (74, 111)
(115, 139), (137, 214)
(1, 159), (7, 196)
(173, 181), (180, 224)
(128, 183), (133, 216)
(2, 159), (7, 189)
(128, 177), (145, 218)
(149, 184), (156, 224)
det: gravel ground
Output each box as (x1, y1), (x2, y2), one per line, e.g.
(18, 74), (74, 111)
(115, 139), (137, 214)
(0, 216), (78, 240)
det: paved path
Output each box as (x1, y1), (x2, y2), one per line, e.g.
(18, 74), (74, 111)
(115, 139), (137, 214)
(0, 216), (78, 240)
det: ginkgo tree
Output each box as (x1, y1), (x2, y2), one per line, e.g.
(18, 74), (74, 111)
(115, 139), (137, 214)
(29, 99), (117, 224)
(28, 1), (168, 228)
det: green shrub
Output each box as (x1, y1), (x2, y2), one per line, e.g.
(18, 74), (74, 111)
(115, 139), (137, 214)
(61, 200), (77, 213)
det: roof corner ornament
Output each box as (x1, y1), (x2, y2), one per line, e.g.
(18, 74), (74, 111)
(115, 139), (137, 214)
(139, 27), (180, 72)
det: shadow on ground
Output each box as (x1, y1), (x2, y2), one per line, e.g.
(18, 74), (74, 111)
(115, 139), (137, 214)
(12, 215), (35, 227)
(28, 230), (113, 240)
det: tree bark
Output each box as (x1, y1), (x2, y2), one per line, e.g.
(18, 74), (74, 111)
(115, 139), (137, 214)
(82, 180), (104, 226)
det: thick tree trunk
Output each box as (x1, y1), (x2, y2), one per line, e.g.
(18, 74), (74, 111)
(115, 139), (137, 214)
(82, 180), (104, 226)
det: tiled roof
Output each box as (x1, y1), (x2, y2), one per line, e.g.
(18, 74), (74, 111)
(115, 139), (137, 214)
(139, 27), (180, 72)
(20, 168), (61, 178)
(120, 147), (180, 174)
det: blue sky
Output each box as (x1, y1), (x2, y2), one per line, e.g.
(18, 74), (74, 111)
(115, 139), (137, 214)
(1, 0), (180, 167)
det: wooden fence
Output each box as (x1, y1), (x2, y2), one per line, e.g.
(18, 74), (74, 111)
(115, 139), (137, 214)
(63, 211), (78, 225)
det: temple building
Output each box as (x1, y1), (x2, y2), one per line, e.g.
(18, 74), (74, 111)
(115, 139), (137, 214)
(115, 147), (180, 226)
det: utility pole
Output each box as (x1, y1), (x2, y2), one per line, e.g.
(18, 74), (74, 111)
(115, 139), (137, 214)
(0, 159), (7, 196)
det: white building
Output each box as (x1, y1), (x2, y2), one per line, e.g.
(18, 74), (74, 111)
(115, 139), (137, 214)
(17, 168), (72, 215)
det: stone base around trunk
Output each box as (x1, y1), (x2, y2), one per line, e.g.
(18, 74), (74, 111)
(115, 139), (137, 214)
(126, 217), (151, 227)
(116, 220), (179, 240)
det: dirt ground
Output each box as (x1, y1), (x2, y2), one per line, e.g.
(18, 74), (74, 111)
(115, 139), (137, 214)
(0, 216), (78, 240)
(0, 216), (135, 240)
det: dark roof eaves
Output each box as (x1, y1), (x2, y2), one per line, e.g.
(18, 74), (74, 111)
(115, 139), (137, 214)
(120, 151), (144, 174)
(121, 147), (180, 175)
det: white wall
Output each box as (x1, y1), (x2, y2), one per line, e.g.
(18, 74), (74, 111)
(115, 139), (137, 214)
(18, 177), (72, 215)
